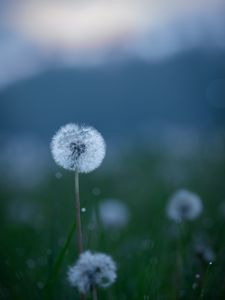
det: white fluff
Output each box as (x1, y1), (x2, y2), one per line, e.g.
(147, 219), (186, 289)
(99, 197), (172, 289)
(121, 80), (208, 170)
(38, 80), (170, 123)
(166, 189), (203, 222)
(51, 124), (105, 173)
(68, 251), (117, 294)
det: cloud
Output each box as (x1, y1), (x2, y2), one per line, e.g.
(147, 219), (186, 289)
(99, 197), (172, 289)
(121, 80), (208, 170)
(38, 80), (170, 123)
(0, 0), (225, 86)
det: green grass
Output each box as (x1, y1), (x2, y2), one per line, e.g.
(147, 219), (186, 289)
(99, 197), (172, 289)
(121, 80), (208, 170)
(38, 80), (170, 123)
(1, 150), (225, 300)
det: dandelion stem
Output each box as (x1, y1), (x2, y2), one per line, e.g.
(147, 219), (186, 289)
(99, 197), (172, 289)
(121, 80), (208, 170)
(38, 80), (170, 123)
(75, 170), (84, 254)
(199, 262), (213, 299)
(75, 171), (86, 300)
(92, 285), (98, 300)
(175, 223), (184, 299)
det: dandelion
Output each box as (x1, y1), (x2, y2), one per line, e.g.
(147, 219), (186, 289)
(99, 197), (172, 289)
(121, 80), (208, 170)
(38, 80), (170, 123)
(50, 123), (105, 253)
(99, 199), (130, 229)
(166, 190), (203, 296)
(166, 189), (203, 222)
(68, 251), (117, 298)
(195, 243), (215, 264)
(51, 123), (105, 173)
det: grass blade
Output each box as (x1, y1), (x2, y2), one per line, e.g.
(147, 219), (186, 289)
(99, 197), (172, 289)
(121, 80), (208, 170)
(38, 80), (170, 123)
(44, 222), (76, 290)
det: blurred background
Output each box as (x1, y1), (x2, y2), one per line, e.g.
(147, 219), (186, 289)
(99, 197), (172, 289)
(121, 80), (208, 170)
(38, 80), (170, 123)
(0, 1), (225, 299)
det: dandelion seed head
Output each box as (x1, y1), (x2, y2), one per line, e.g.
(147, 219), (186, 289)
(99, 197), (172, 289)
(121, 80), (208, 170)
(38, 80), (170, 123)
(67, 251), (117, 294)
(51, 124), (106, 173)
(166, 189), (203, 222)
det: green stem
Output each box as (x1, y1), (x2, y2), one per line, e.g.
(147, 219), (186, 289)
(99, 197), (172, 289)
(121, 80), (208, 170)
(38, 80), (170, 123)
(75, 171), (83, 254)
(92, 285), (98, 300)
(199, 262), (213, 299)
(176, 223), (184, 299)
(75, 171), (86, 300)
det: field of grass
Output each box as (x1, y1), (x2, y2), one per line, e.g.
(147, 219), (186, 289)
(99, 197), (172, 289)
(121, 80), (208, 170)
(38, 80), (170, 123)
(1, 147), (225, 300)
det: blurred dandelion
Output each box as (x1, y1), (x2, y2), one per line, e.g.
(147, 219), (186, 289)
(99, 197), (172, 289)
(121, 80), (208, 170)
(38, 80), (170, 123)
(68, 251), (117, 298)
(99, 199), (130, 229)
(166, 190), (203, 296)
(195, 242), (215, 264)
(166, 189), (203, 222)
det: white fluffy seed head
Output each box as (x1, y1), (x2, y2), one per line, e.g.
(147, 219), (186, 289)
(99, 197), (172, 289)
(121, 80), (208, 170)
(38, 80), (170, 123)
(67, 251), (117, 294)
(166, 189), (203, 222)
(50, 124), (106, 173)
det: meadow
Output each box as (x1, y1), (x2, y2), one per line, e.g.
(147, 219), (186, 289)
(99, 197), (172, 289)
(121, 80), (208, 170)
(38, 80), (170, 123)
(1, 134), (225, 300)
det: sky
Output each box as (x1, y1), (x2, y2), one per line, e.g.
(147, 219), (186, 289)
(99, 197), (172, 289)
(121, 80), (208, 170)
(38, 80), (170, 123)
(0, 0), (225, 87)
(0, 0), (225, 142)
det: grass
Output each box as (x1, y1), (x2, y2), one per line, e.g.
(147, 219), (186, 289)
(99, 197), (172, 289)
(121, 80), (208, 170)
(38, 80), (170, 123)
(0, 149), (225, 300)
